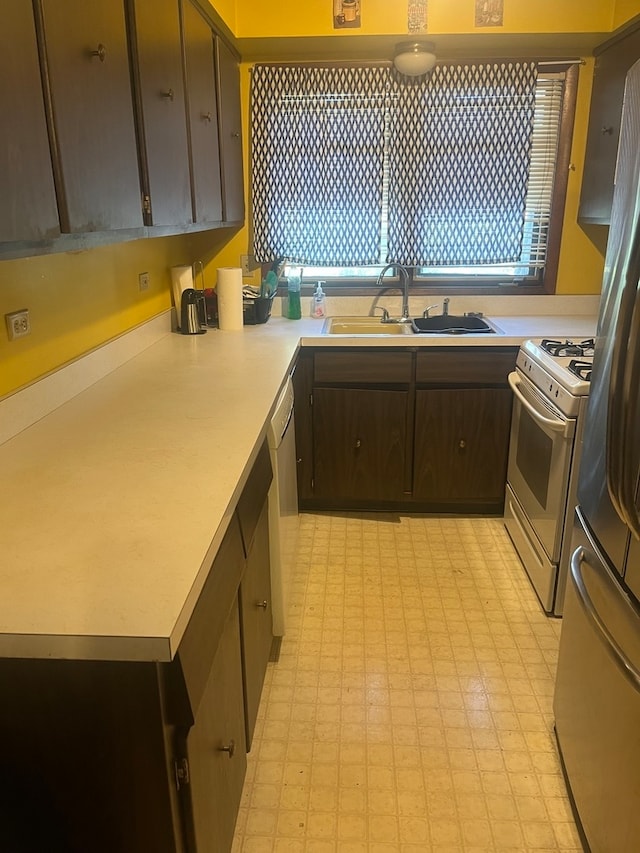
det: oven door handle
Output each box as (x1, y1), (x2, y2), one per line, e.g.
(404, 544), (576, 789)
(508, 372), (570, 434)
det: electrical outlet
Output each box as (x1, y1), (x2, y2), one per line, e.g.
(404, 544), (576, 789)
(240, 254), (256, 276)
(5, 309), (30, 341)
(138, 271), (150, 292)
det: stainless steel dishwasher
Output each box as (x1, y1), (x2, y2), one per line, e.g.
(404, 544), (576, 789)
(267, 374), (299, 657)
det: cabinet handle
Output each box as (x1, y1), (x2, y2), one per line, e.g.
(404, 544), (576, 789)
(90, 44), (106, 62)
(201, 111), (213, 122)
(219, 739), (236, 758)
(231, 131), (241, 138)
(256, 599), (268, 609)
(161, 88), (175, 101)
(601, 125), (614, 135)
(459, 439), (466, 449)
(355, 439), (361, 448)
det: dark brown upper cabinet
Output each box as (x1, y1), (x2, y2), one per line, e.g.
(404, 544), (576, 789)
(579, 23), (640, 225)
(215, 36), (244, 224)
(182, 0), (223, 224)
(1, 1), (59, 242)
(35, 0), (143, 233)
(127, 0), (192, 227)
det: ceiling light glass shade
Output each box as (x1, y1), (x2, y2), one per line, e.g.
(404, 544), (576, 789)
(393, 41), (437, 76)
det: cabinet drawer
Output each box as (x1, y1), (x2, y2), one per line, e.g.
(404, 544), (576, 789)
(314, 350), (412, 384)
(416, 348), (517, 385)
(236, 440), (272, 556)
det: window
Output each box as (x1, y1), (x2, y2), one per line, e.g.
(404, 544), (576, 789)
(250, 61), (578, 294)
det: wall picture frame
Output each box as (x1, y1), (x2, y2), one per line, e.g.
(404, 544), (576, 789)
(333, 0), (361, 29)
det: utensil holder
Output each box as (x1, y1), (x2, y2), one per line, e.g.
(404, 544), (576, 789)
(243, 293), (275, 325)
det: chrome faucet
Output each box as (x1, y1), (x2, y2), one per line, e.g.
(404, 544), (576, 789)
(375, 264), (411, 323)
(422, 298), (451, 319)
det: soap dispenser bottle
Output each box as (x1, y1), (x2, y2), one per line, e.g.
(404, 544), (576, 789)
(311, 281), (327, 318)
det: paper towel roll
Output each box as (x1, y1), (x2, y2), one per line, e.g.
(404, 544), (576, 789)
(171, 265), (194, 329)
(217, 267), (244, 330)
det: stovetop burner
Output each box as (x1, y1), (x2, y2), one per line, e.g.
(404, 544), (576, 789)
(540, 338), (595, 358)
(518, 338), (594, 405)
(568, 359), (592, 382)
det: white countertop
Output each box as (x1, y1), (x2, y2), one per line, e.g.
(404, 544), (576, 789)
(0, 308), (598, 661)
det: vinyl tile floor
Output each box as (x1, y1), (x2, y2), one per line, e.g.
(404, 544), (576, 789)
(232, 513), (583, 852)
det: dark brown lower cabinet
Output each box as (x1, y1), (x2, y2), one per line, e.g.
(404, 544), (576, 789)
(178, 598), (247, 853)
(313, 387), (408, 505)
(236, 440), (274, 749)
(0, 438), (275, 853)
(413, 387), (513, 512)
(0, 658), (180, 853)
(239, 500), (273, 749)
(295, 346), (518, 513)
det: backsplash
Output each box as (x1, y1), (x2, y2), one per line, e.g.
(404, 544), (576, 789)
(271, 293), (601, 320)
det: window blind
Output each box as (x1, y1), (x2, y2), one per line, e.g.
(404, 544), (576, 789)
(522, 73), (564, 271)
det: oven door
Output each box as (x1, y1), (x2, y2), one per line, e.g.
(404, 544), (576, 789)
(507, 369), (576, 562)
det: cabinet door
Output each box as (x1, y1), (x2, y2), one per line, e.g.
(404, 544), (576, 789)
(1, 2), (59, 242)
(413, 388), (512, 510)
(293, 349), (314, 502)
(239, 501), (273, 750)
(579, 26), (640, 224)
(183, 598), (247, 853)
(128, 0), (192, 226)
(313, 388), (407, 503)
(36, 0), (143, 232)
(182, 0), (223, 223)
(215, 36), (244, 223)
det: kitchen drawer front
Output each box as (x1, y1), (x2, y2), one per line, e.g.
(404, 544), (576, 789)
(313, 350), (412, 385)
(236, 439), (272, 556)
(416, 348), (517, 385)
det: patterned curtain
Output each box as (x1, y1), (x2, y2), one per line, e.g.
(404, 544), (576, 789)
(388, 62), (538, 267)
(251, 61), (538, 268)
(251, 65), (389, 265)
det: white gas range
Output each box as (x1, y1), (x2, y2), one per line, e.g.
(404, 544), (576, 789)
(504, 338), (594, 616)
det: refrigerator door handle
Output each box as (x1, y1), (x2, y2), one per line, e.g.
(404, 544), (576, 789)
(571, 546), (640, 692)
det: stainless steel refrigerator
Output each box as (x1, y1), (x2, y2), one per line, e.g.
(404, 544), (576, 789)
(554, 59), (640, 852)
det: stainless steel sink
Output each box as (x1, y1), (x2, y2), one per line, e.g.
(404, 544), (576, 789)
(322, 317), (413, 335)
(322, 315), (499, 336)
(410, 315), (496, 334)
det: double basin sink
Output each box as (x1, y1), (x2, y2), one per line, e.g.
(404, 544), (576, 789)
(323, 315), (499, 336)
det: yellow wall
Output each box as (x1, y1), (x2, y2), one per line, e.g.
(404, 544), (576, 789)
(613, 0), (640, 29)
(203, 0), (236, 32)
(0, 235), (188, 397)
(236, 0), (613, 37)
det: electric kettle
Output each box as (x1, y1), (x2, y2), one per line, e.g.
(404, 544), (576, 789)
(180, 289), (206, 335)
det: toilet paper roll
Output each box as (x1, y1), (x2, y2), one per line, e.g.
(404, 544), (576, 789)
(217, 267), (244, 330)
(171, 265), (194, 329)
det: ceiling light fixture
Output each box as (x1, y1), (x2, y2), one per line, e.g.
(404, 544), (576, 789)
(393, 41), (437, 77)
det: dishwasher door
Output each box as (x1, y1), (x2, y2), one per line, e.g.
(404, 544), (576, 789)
(267, 375), (299, 640)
